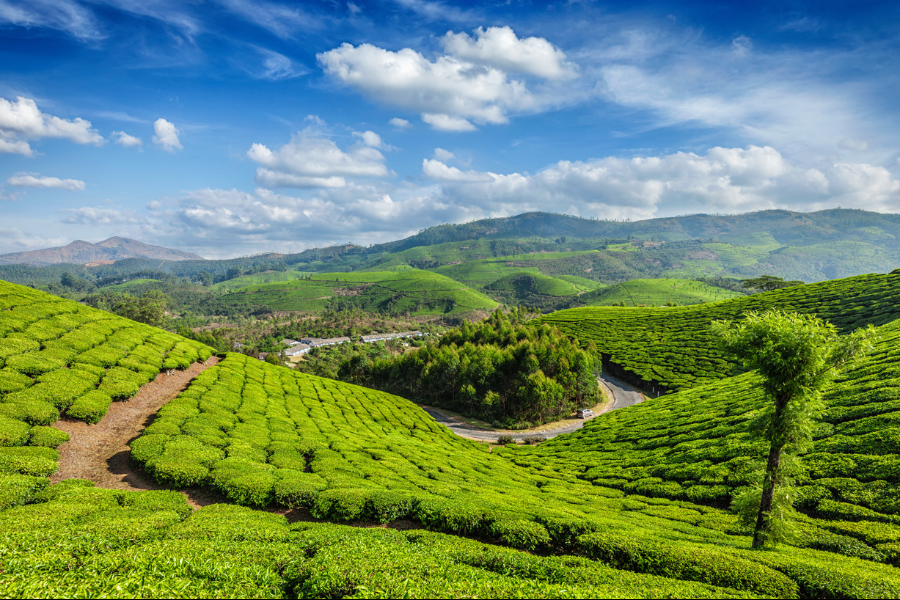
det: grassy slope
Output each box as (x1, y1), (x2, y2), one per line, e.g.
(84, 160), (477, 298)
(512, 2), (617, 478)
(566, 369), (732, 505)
(577, 278), (744, 307)
(509, 318), (900, 565)
(0, 280), (899, 595)
(212, 271), (312, 291)
(542, 272), (900, 391)
(485, 273), (588, 297)
(221, 270), (498, 314)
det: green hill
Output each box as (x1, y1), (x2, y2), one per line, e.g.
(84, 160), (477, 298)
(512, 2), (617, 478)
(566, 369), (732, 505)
(509, 317), (900, 565)
(211, 271), (312, 291)
(222, 269), (498, 315)
(542, 271), (900, 392)
(5, 279), (900, 596)
(577, 278), (744, 307)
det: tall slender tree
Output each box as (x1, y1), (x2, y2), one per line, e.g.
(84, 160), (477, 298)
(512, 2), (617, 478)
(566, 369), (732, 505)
(712, 310), (876, 548)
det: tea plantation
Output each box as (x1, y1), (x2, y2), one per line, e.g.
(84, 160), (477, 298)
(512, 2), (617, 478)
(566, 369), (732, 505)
(507, 317), (900, 567)
(541, 271), (900, 391)
(221, 269), (498, 314)
(4, 279), (900, 597)
(0, 281), (212, 499)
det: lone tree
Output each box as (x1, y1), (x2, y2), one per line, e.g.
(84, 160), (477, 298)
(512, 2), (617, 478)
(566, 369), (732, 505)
(740, 275), (804, 293)
(712, 310), (876, 548)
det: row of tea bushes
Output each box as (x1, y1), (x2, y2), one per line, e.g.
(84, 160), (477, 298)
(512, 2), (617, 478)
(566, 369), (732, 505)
(507, 318), (900, 564)
(0, 481), (791, 598)
(0, 281), (213, 485)
(541, 271), (900, 391)
(126, 352), (900, 594)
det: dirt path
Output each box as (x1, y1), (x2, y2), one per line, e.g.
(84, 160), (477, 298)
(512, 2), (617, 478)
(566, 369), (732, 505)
(423, 373), (645, 443)
(51, 357), (220, 507)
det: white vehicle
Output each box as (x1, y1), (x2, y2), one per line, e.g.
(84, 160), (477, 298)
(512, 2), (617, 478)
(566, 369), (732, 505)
(576, 408), (593, 419)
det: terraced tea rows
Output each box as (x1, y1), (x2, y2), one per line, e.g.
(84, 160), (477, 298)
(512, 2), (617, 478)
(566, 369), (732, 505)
(0, 281), (212, 503)
(508, 318), (900, 564)
(542, 272), (900, 391)
(4, 279), (900, 596)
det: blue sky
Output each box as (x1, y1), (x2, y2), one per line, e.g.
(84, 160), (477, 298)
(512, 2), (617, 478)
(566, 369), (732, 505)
(1, 0), (899, 258)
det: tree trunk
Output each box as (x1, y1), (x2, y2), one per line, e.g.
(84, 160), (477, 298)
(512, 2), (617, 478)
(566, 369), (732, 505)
(752, 393), (789, 549)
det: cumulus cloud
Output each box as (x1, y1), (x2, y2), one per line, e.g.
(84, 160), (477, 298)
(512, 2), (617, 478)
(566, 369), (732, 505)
(152, 118), (182, 152)
(353, 130), (383, 148)
(389, 117), (412, 129)
(433, 147), (455, 161)
(422, 113), (477, 132)
(422, 159), (492, 182)
(0, 96), (104, 156)
(442, 26), (575, 79)
(7, 173), (85, 191)
(839, 138), (869, 151)
(318, 42), (537, 130)
(112, 130), (142, 148)
(247, 130), (390, 189)
(423, 145), (900, 218)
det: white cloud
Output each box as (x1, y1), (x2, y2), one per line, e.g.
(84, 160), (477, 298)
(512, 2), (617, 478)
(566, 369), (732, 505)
(152, 118), (182, 152)
(112, 130), (142, 148)
(389, 117), (412, 129)
(424, 146), (900, 218)
(7, 173), (85, 191)
(247, 129), (390, 189)
(0, 0), (102, 41)
(442, 26), (575, 80)
(0, 96), (104, 156)
(422, 113), (477, 132)
(318, 43), (537, 130)
(146, 200), (162, 210)
(353, 130), (383, 148)
(347, 2), (360, 14)
(215, 0), (319, 39)
(839, 138), (868, 151)
(433, 147), (455, 161)
(255, 47), (305, 80)
(422, 159), (492, 182)
(731, 35), (752, 57)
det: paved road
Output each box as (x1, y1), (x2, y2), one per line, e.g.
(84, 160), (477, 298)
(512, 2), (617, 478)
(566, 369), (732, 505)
(423, 372), (645, 443)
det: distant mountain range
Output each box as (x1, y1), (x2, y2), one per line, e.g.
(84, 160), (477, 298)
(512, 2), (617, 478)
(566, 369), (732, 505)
(0, 237), (204, 266)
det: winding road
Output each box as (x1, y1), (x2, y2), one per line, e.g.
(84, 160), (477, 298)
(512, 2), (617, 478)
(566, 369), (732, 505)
(423, 372), (645, 443)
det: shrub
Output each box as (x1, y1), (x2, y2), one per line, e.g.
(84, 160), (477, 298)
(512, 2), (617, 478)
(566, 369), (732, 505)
(273, 470), (327, 508)
(0, 416), (29, 446)
(5, 353), (65, 377)
(0, 398), (58, 426)
(67, 391), (113, 424)
(496, 435), (515, 445)
(0, 368), (34, 395)
(28, 426), (69, 448)
(311, 488), (369, 521)
(575, 531), (798, 597)
(489, 518), (551, 551)
(0, 446), (59, 477)
(130, 434), (171, 464)
(0, 473), (49, 509)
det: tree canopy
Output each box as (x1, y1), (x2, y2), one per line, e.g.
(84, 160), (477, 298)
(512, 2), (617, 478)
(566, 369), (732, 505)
(712, 310), (876, 547)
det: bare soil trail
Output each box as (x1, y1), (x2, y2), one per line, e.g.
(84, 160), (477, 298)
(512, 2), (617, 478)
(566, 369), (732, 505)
(51, 356), (221, 507)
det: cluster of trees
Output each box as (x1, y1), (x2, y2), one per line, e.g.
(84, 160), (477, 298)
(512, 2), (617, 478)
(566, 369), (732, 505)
(83, 289), (171, 327)
(740, 275), (805, 293)
(339, 309), (601, 427)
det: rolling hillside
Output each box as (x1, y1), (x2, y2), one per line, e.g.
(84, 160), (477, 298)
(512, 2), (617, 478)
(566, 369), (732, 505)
(3, 280), (900, 595)
(542, 271), (900, 392)
(577, 278), (744, 307)
(509, 317), (900, 565)
(221, 270), (499, 315)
